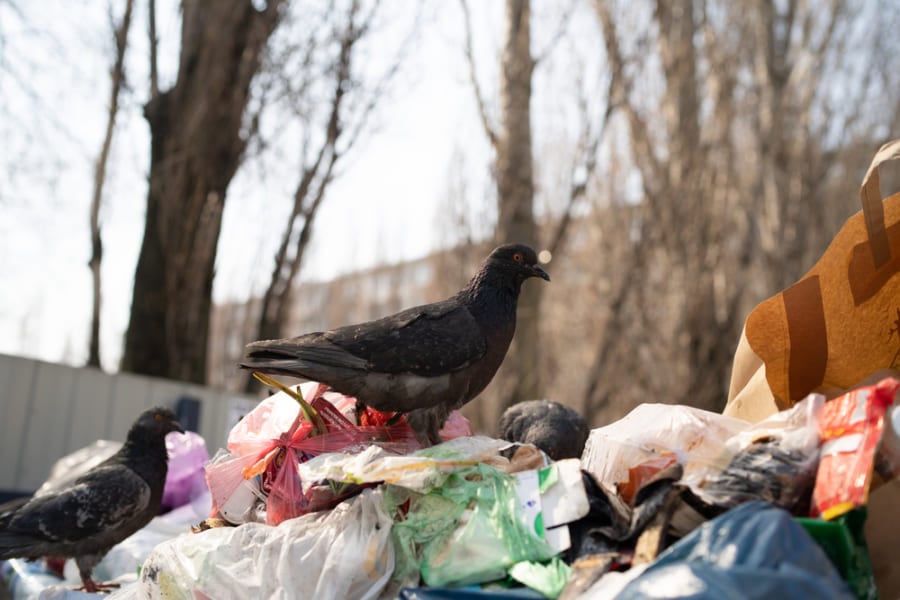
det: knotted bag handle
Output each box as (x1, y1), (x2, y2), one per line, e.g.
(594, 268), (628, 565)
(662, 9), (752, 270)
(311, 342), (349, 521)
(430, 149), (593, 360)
(861, 139), (900, 268)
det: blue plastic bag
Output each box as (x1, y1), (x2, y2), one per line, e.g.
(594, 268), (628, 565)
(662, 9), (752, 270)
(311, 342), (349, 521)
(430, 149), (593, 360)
(613, 501), (854, 600)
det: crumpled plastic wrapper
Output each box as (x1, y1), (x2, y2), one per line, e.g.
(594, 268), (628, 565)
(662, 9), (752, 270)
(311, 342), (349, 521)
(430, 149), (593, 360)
(691, 394), (824, 512)
(297, 436), (545, 493)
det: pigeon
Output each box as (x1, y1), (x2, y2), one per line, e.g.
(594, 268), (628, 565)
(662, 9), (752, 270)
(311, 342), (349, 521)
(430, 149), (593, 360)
(498, 399), (589, 460)
(0, 406), (184, 593)
(242, 243), (550, 444)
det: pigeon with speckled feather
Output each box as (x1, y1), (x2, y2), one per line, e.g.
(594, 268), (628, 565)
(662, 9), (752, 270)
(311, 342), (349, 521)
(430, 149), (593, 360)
(0, 407), (184, 593)
(242, 243), (550, 444)
(498, 399), (589, 460)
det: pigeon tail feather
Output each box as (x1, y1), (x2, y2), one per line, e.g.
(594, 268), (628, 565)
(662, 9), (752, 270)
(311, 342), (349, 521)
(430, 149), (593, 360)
(0, 531), (44, 560)
(244, 340), (369, 370)
(241, 357), (363, 387)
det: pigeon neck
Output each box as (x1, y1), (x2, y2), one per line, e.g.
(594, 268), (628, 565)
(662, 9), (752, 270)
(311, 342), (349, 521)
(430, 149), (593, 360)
(120, 428), (169, 484)
(461, 269), (521, 322)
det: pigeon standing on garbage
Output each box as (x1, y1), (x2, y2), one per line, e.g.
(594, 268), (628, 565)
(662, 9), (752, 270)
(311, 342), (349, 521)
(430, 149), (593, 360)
(0, 406), (184, 593)
(242, 243), (550, 444)
(498, 399), (589, 460)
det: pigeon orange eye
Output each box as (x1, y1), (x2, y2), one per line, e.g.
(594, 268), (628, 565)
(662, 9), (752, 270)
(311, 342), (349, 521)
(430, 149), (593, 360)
(513, 253), (523, 263)
(154, 414), (163, 421)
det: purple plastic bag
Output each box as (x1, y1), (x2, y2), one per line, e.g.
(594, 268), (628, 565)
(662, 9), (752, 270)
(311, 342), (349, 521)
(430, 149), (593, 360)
(163, 431), (210, 512)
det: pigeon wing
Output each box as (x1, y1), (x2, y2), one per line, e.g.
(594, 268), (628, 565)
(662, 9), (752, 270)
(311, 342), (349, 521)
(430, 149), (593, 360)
(326, 301), (487, 376)
(5, 464), (151, 545)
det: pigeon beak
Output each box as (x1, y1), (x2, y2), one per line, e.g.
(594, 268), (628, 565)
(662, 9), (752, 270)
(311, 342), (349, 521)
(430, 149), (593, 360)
(531, 265), (550, 281)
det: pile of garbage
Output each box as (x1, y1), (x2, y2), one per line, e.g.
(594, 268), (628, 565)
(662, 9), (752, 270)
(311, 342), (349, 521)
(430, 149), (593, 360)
(2, 377), (898, 599)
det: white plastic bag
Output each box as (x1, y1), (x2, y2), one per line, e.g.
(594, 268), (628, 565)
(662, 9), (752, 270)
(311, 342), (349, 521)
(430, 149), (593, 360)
(89, 491), (211, 583)
(580, 404), (748, 489)
(131, 488), (394, 600)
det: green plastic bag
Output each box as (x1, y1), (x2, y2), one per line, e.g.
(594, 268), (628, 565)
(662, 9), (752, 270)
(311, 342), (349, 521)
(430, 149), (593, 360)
(385, 464), (557, 588)
(797, 509), (878, 600)
(509, 557), (572, 599)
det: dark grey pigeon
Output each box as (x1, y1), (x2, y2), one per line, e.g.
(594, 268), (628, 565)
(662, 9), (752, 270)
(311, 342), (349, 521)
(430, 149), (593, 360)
(0, 407), (184, 593)
(242, 243), (550, 444)
(498, 399), (589, 460)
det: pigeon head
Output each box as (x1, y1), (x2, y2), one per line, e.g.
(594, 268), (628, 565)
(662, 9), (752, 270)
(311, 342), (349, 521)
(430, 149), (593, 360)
(131, 406), (185, 439)
(483, 243), (550, 285)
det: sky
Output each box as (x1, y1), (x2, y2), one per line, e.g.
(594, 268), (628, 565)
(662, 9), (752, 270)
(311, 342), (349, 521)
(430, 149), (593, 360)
(0, 0), (602, 371)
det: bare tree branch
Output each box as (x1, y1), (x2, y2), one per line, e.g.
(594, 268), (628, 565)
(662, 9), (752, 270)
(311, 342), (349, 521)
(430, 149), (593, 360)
(88, 0), (134, 369)
(459, 0), (498, 147)
(342, 0), (424, 152)
(532, 0), (576, 65)
(547, 69), (614, 258)
(593, 0), (664, 194)
(3, 59), (89, 152)
(581, 206), (651, 414)
(148, 0), (158, 100)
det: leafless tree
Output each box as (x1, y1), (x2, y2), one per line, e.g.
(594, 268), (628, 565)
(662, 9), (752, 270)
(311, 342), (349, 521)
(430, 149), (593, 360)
(579, 0), (899, 424)
(87, 0), (134, 369)
(121, 0), (287, 383)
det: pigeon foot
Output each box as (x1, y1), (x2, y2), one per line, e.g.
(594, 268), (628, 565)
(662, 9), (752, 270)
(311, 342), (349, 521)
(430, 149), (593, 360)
(79, 578), (121, 594)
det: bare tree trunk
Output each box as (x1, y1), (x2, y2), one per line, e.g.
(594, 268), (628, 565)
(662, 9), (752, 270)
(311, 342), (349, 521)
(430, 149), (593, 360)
(87, 0), (134, 369)
(460, 0), (546, 419)
(494, 0), (540, 411)
(495, 0), (536, 249)
(121, 0), (285, 383)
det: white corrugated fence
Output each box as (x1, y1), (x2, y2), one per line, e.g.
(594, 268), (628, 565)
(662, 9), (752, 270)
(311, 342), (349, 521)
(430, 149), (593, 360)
(0, 353), (259, 494)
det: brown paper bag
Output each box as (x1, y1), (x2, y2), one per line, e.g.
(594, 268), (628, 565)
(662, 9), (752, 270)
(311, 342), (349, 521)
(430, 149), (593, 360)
(726, 140), (900, 415)
(724, 140), (900, 599)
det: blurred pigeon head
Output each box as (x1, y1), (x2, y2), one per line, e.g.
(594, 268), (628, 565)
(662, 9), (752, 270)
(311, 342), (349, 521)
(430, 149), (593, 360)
(498, 399), (589, 460)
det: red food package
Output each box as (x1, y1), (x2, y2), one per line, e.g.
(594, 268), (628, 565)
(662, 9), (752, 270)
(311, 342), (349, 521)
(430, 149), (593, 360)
(811, 377), (900, 520)
(618, 454), (679, 506)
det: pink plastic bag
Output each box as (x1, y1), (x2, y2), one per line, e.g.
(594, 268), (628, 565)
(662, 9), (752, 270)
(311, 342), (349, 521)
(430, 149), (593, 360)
(226, 387), (314, 455)
(439, 410), (474, 441)
(207, 389), (315, 523)
(207, 381), (425, 525)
